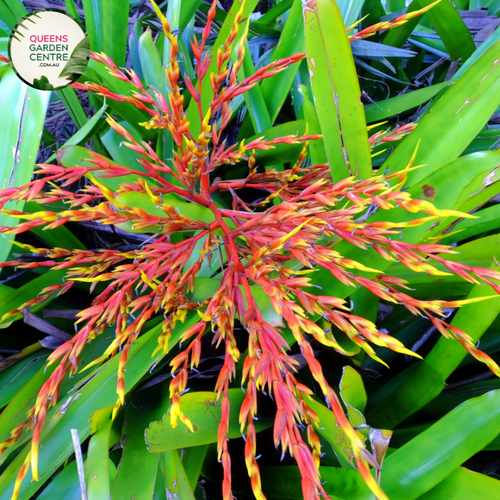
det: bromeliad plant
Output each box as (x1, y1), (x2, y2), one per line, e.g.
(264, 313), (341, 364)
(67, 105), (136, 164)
(1, 1), (500, 500)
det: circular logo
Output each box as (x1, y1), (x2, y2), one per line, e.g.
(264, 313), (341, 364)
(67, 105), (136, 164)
(8, 10), (90, 90)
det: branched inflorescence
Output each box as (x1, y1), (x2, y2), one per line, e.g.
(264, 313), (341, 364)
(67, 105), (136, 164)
(0, 2), (499, 500)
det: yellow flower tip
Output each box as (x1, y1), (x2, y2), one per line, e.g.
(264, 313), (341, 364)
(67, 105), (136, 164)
(429, 269), (453, 277)
(425, 0), (442, 11)
(152, 344), (163, 358)
(371, 149), (387, 158)
(203, 108), (212, 128)
(367, 121), (388, 131)
(104, 112), (117, 126)
(140, 270), (158, 291)
(368, 351), (390, 369)
(149, 0), (168, 24)
(401, 348), (423, 360)
(111, 402), (121, 420)
(197, 309), (212, 322)
(457, 295), (500, 306)
(169, 406), (179, 429)
(31, 455), (39, 482)
(78, 357), (102, 373)
(181, 414), (195, 433)
(229, 345), (241, 363)
(345, 13), (370, 32)
(175, 306), (188, 323)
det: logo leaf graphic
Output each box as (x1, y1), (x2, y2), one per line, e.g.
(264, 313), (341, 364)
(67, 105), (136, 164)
(58, 35), (90, 79)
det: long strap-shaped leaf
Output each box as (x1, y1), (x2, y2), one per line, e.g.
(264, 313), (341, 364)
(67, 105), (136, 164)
(260, 0), (305, 123)
(82, 0), (130, 67)
(0, 69), (50, 263)
(383, 39), (500, 187)
(303, 0), (371, 180)
(236, 43), (272, 134)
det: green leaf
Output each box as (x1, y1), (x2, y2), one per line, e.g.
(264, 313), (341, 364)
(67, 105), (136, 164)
(363, 81), (452, 123)
(425, 169), (500, 243)
(87, 420), (116, 500)
(0, 69), (50, 262)
(64, 0), (79, 19)
(179, 0), (204, 31)
(340, 365), (367, 413)
(389, 150), (500, 243)
(260, 0), (305, 122)
(177, 35), (195, 82)
(336, 0), (366, 30)
(417, 467), (500, 500)
(100, 120), (143, 170)
(138, 28), (163, 91)
(36, 459), (82, 500)
(0, 352), (49, 409)
(383, 39), (500, 187)
(180, 445), (209, 490)
(1, 0), (26, 21)
(145, 389), (272, 452)
(45, 98), (107, 163)
(454, 25), (500, 80)
(0, 285), (12, 300)
(387, 0), (405, 10)
(111, 391), (162, 499)
(0, 362), (56, 466)
(372, 390), (500, 500)
(162, 450), (196, 500)
(259, 0), (293, 22)
(303, 0), (371, 180)
(236, 43), (272, 134)
(0, 1), (21, 30)
(82, 0), (130, 67)
(57, 87), (88, 129)
(0, 271), (67, 329)
(129, 18), (144, 80)
(298, 84), (327, 164)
